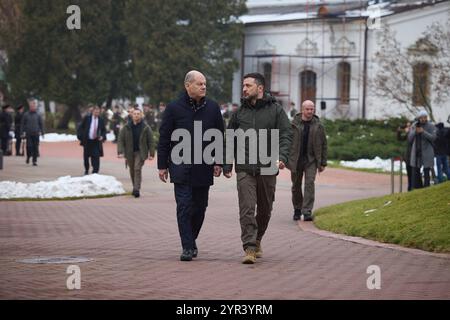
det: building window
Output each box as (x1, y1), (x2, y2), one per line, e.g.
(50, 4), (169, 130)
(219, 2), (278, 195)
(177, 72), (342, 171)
(412, 62), (430, 106)
(337, 62), (351, 104)
(300, 70), (316, 104)
(263, 63), (272, 92)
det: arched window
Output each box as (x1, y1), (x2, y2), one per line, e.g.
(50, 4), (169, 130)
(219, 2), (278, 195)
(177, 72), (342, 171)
(300, 70), (316, 104)
(337, 62), (351, 104)
(412, 62), (430, 106)
(263, 63), (272, 92)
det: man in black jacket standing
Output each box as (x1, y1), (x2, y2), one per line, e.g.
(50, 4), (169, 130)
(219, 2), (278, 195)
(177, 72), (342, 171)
(158, 70), (224, 261)
(0, 105), (13, 155)
(77, 105), (107, 175)
(14, 105), (25, 156)
(21, 99), (44, 166)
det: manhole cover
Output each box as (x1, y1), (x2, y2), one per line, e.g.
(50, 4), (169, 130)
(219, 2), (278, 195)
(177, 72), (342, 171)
(18, 256), (92, 264)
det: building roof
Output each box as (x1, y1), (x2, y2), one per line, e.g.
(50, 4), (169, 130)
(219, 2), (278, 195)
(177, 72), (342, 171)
(240, 0), (449, 24)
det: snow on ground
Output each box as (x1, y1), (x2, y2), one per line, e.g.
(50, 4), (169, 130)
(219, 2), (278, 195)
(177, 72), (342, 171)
(340, 157), (406, 173)
(36, 132), (116, 142)
(0, 174), (125, 199)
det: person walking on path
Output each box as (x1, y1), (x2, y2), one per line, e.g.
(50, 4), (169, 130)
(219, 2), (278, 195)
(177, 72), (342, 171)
(223, 73), (292, 264)
(397, 121), (413, 191)
(20, 99), (44, 166)
(77, 105), (107, 175)
(408, 110), (437, 189)
(0, 105), (13, 156)
(157, 70), (224, 262)
(14, 105), (25, 156)
(287, 100), (328, 222)
(434, 122), (450, 183)
(118, 107), (155, 198)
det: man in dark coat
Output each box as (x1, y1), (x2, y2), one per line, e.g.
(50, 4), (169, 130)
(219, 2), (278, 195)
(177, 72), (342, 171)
(77, 105), (107, 175)
(14, 105), (25, 156)
(0, 105), (13, 155)
(158, 70), (224, 262)
(20, 99), (44, 165)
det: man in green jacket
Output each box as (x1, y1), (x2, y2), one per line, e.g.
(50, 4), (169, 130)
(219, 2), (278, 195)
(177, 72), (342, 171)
(223, 73), (292, 264)
(287, 100), (327, 222)
(118, 107), (155, 198)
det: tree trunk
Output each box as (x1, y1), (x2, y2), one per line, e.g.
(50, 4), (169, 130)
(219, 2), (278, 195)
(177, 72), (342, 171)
(56, 104), (81, 129)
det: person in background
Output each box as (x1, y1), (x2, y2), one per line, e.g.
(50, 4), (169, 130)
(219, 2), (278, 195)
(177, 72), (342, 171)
(77, 105), (107, 175)
(434, 122), (450, 183)
(0, 104), (14, 155)
(397, 121), (413, 191)
(21, 99), (44, 166)
(288, 100), (327, 222)
(408, 110), (436, 189)
(14, 105), (25, 156)
(118, 107), (155, 198)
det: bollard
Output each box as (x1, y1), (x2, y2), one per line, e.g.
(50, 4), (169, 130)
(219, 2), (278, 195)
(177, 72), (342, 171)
(391, 157), (403, 194)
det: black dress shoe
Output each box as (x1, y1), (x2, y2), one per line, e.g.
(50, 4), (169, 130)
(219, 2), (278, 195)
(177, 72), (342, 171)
(26, 157), (30, 164)
(180, 249), (193, 261)
(293, 209), (301, 221)
(32, 162), (37, 166)
(192, 247), (198, 258)
(134, 190), (140, 198)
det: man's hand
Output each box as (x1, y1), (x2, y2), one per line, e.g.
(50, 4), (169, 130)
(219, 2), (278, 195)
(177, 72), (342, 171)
(214, 165), (222, 177)
(278, 160), (286, 169)
(148, 156), (154, 161)
(118, 153), (124, 159)
(98, 136), (103, 141)
(416, 126), (424, 133)
(159, 169), (168, 183)
(319, 166), (326, 173)
(224, 171), (232, 179)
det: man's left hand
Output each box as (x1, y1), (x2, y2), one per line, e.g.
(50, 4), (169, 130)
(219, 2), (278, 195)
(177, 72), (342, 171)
(148, 156), (154, 161)
(278, 160), (286, 169)
(214, 165), (222, 177)
(319, 166), (326, 173)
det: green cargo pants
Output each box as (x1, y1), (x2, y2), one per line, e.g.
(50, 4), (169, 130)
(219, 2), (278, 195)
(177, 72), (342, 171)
(236, 172), (277, 251)
(291, 161), (317, 213)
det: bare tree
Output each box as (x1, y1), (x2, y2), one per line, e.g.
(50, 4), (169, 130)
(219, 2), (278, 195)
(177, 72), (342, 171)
(372, 20), (450, 122)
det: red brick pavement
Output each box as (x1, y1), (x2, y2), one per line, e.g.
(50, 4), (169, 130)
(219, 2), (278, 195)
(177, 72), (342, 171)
(0, 142), (449, 299)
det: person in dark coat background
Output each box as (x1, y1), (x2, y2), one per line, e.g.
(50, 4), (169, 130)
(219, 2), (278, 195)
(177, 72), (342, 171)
(434, 122), (450, 183)
(157, 70), (224, 262)
(20, 99), (44, 165)
(0, 104), (14, 155)
(14, 105), (25, 156)
(77, 105), (107, 175)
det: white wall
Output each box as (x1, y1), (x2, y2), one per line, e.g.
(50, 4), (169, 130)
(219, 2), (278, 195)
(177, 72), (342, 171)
(233, 1), (450, 122)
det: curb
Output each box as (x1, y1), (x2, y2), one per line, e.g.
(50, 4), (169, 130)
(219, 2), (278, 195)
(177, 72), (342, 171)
(298, 220), (450, 260)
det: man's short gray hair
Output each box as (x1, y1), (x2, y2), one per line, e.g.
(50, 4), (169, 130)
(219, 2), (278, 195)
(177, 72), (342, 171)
(184, 71), (197, 84)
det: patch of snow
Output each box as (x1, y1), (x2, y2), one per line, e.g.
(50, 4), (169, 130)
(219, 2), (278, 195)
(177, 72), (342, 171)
(41, 133), (78, 142)
(0, 174), (125, 199)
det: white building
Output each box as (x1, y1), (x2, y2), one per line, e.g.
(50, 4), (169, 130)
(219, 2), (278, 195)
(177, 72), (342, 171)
(233, 0), (450, 123)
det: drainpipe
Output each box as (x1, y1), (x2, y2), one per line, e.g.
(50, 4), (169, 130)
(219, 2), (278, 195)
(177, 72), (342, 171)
(362, 19), (369, 119)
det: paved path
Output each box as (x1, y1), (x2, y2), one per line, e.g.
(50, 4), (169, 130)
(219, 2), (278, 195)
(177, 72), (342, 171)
(1, 142), (449, 299)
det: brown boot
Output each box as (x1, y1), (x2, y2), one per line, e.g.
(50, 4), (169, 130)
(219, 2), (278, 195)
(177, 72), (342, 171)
(255, 240), (263, 258)
(242, 248), (256, 264)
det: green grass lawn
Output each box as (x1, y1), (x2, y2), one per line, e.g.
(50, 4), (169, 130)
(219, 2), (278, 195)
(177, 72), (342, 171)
(314, 182), (450, 253)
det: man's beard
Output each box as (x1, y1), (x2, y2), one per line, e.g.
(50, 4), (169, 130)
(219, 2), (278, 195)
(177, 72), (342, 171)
(243, 92), (258, 102)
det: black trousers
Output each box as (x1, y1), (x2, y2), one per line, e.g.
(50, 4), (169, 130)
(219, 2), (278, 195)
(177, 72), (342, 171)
(411, 167), (431, 189)
(174, 184), (210, 251)
(83, 140), (101, 173)
(26, 135), (40, 163)
(15, 133), (23, 155)
(0, 136), (8, 154)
